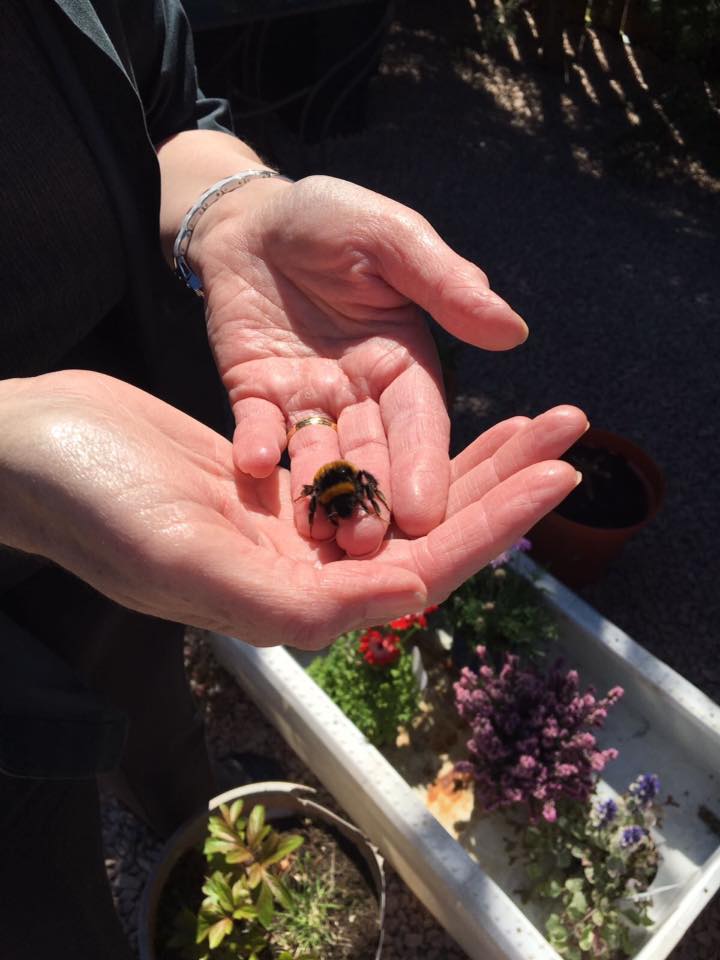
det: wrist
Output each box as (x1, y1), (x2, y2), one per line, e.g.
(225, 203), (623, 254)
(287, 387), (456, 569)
(174, 171), (294, 296)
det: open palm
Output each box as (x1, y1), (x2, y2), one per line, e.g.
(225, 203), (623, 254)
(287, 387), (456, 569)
(197, 176), (529, 558)
(5, 371), (585, 650)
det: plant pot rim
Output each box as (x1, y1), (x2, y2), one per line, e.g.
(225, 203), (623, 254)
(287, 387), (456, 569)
(564, 426), (665, 531)
(137, 780), (386, 960)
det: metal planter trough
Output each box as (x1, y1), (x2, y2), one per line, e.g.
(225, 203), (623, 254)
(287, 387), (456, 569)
(210, 556), (720, 960)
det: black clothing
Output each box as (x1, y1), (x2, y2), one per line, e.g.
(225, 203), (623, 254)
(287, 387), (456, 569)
(1, 0), (125, 378)
(0, 0), (232, 782)
(0, 2), (234, 955)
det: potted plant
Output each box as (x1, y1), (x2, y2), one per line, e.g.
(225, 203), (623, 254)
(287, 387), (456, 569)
(209, 552), (720, 960)
(138, 782), (386, 960)
(289, 547), (669, 957)
(528, 427), (665, 587)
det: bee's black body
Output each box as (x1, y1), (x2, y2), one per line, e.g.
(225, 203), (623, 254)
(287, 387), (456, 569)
(298, 459), (389, 530)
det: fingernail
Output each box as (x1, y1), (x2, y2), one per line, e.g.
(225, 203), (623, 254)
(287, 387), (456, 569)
(583, 421), (591, 434)
(575, 470), (583, 487)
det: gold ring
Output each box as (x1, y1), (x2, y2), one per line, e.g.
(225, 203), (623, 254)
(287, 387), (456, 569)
(287, 415), (338, 442)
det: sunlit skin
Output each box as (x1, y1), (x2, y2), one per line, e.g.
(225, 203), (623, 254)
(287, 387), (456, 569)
(0, 372), (586, 650)
(185, 172), (537, 557)
(0, 133), (587, 647)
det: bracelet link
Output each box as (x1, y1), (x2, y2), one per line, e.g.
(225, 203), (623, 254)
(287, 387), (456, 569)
(172, 169), (292, 298)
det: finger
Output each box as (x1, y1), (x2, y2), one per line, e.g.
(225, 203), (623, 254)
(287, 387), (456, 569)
(232, 398), (287, 478)
(373, 207), (528, 350)
(381, 461), (580, 602)
(380, 363), (450, 537)
(447, 406), (588, 518)
(334, 399), (391, 558)
(289, 417), (342, 540)
(450, 416), (531, 484)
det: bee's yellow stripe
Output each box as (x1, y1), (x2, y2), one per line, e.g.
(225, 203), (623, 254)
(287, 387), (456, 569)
(314, 459), (354, 480)
(318, 481), (355, 504)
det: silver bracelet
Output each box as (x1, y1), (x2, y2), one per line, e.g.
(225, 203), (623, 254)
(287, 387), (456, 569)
(172, 168), (292, 297)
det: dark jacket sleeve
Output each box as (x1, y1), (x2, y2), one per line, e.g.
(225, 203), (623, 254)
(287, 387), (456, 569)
(96, 0), (234, 144)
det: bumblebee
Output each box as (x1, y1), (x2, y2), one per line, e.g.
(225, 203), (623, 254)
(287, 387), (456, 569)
(298, 460), (390, 531)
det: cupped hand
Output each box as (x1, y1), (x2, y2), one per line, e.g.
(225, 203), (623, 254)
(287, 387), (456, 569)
(0, 371), (586, 649)
(193, 175), (529, 558)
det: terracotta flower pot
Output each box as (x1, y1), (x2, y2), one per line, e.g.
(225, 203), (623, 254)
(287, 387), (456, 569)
(138, 781), (386, 960)
(528, 427), (664, 588)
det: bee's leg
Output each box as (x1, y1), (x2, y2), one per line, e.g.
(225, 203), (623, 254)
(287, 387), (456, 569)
(325, 505), (340, 527)
(294, 483), (315, 503)
(357, 472), (390, 519)
(307, 495), (317, 532)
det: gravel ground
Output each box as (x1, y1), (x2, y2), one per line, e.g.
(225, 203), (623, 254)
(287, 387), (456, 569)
(103, 2), (720, 956)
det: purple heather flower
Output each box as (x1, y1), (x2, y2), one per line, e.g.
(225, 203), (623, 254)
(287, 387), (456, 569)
(595, 798), (618, 828)
(629, 773), (661, 807)
(453, 648), (622, 822)
(490, 537), (533, 568)
(620, 825), (648, 848)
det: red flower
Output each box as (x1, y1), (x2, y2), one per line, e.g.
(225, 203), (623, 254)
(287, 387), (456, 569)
(389, 605), (438, 631)
(359, 630), (401, 667)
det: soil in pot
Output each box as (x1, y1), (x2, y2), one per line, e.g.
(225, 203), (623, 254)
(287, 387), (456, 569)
(155, 815), (381, 960)
(556, 441), (649, 528)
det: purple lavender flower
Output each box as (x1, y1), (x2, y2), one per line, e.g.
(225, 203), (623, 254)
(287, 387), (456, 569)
(620, 825), (648, 848)
(594, 798), (618, 828)
(453, 648), (623, 821)
(490, 537), (533, 569)
(628, 773), (661, 807)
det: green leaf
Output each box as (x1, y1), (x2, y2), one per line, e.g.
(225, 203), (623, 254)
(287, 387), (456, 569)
(202, 872), (234, 914)
(208, 917), (233, 950)
(622, 908), (643, 925)
(578, 926), (594, 951)
(567, 890), (587, 919)
(263, 872), (294, 910)
(204, 838), (237, 857)
(602, 922), (621, 949)
(557, 850), (572, 868)
(228, 798), (244, 825)
(591, 909), (604, 926)
(255, 879), (275, 930)
(547, 879), (564, 899)
(247, 805), (266, 847)
(262, 834), (304, 867)
(208, 817), (240, 841)
(196, 913), (211, 944)
(564, 877), (584, 894)
(225, 844), (254, 864)
(546, 913), (568, 944)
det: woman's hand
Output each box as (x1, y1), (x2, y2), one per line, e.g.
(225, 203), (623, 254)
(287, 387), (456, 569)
(191, 174), (529, 558)
(0, 371), (585, 649)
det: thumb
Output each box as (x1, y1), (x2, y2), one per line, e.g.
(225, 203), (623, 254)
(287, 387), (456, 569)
(373, 205), (528, 351)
